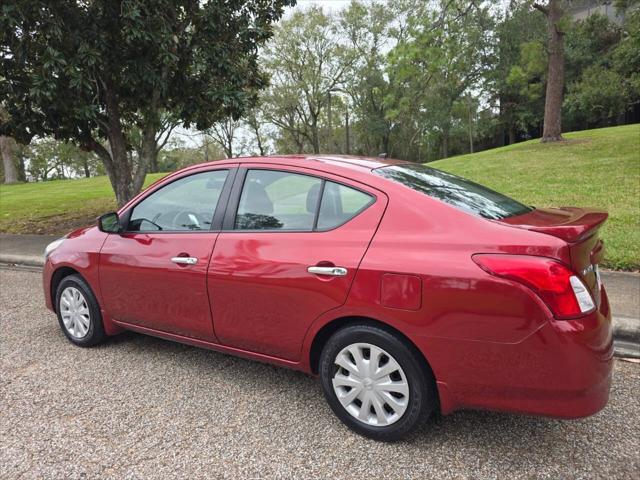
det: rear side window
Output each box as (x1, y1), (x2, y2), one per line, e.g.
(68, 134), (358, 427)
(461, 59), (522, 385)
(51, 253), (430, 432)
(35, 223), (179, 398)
(317, 181), (374, 230)
(128, 170), (228, 231)
(234, 170), (374, 231)
(374, 164), (532, 220)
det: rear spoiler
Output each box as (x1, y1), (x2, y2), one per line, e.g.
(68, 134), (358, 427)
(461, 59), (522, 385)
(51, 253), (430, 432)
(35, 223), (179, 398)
(499, 207), (608, 243)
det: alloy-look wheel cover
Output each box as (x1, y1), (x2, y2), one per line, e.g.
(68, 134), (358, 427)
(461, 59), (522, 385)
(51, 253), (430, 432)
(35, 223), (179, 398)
(59, 286), (91, 339)
(332, 342), (410, 426)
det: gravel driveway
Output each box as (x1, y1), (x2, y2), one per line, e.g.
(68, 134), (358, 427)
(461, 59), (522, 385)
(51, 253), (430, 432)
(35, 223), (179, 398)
(1, 268), (639, 479)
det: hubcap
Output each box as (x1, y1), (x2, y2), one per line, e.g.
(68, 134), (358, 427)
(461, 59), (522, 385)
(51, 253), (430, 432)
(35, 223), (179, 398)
(59, 287), (90, 339)
(332, 342), (409, 426)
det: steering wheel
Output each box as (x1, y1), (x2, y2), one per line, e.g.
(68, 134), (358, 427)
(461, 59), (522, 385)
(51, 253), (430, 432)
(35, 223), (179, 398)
(170, 210), (205, 230)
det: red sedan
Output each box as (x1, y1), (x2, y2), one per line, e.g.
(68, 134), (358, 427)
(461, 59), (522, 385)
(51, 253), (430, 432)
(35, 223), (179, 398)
(43, 155), (613, 441)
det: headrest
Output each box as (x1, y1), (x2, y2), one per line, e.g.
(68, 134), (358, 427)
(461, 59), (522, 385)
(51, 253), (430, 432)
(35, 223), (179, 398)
(306, 183), (321, 213)
(242, 181), (273, 215)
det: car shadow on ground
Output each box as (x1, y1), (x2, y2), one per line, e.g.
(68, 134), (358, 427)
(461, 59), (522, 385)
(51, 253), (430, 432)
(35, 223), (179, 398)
(95, 327), (580, 448)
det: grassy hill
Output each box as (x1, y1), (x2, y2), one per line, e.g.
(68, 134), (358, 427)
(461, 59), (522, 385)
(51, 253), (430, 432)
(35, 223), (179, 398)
(431, 124), (639, 270)
(0, 173), (167, 236)
(0, 124), (638, 269)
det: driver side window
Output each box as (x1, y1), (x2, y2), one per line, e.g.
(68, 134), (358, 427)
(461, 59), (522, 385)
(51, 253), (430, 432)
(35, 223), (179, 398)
(128, 170), (228, 232)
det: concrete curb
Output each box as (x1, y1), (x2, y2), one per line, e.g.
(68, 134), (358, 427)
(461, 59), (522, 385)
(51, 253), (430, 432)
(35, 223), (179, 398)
(1, 255), (638, 358)
(0, 254), (45, 268)
(613, 316), (640, 359)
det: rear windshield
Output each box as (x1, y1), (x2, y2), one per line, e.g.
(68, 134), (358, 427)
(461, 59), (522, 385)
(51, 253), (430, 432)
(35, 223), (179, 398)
(374, 164), (532, 220)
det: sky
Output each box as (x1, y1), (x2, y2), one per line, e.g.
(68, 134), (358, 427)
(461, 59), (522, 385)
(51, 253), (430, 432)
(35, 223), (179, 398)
(292, 0), (353, 12)
(289, 0), (512, 15)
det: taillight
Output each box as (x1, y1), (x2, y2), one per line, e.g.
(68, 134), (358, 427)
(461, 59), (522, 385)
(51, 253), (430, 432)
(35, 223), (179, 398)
(472, 254), (595, 319)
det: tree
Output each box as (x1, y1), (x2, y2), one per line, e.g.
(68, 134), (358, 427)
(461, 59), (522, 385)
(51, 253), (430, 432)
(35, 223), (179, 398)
(1, 0), (293, 206)
(340, 0), (395, 156)
(386, 1), (494, 158)
(491, 1), (546, 145)
(0, 108), (19, 184)
(262, 7), (351, 154)
(27, 139), (67, 181)
(564, 66), (631, 125)
(142, 116), (180, 173)
(207, 118), (242, 159)
(245, 105), (270, 156)
(24, 138), (100, 181)
(563, 9), (640, 128)
(534, 0), (568, 142)
(0, 136), (18, 184)
(612, 8), (640, 106)
(504, 41), (547, 139)
(157, 136), (224, 172)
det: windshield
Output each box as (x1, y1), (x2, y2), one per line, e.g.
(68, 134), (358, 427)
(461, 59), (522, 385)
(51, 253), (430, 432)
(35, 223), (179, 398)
(374, 164), (532, 220)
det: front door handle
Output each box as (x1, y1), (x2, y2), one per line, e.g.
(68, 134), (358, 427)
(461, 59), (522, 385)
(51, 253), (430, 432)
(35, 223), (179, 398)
(307, 266), (348, 276)
(171, 256), (198, 265)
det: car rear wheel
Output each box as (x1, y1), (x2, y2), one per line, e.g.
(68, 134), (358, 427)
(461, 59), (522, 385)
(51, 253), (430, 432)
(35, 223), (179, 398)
(319, 324), (435, 442)
(55, 274), (106, 347)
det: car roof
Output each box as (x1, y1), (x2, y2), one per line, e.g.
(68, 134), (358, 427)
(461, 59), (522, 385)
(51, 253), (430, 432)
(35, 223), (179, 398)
(198, 154), (410, 174)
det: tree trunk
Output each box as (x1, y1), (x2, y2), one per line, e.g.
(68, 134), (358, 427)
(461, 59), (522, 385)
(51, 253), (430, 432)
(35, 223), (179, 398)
(467, 99), (474, 154)
(539, 0), (565, 142)
(498, 95), (506, 147)
(311, 121), (320, 154)
(441, 127), (450, 159)
(84, 85), (157, 207)
(252, 123), (266, 156)
(294, 134), (304, 154)
(17, 149), (26, 182)
(102, 85), (136, 206)
(508, 126), (516, 145)
(88, 131), (135, 208)
(106, 142), (134, 207)
(255, 134), (265, 156)
(132, 126), (155, 195)
(148, 152), (159, 173)
(344, 108), (350, 155)
(1, 136), (18, 184)
(83, 157), (91, 178)
(382, 132), (390, 157)
(97, 83), (155, 207)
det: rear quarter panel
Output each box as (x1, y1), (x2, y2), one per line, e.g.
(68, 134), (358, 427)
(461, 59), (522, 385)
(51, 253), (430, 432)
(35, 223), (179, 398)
(301, 186), (572, 407)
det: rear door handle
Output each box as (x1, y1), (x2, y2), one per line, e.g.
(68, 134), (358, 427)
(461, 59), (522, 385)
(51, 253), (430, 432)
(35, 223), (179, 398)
(171, 256), (198, 265)
(307, 266), (348, 276)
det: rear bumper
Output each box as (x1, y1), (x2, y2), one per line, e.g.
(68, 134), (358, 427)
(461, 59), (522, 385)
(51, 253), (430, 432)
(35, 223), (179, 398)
(421, 289), (614, 418)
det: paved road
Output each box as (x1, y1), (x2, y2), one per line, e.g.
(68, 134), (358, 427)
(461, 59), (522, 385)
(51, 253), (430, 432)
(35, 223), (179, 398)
(1, 269), (639, 479)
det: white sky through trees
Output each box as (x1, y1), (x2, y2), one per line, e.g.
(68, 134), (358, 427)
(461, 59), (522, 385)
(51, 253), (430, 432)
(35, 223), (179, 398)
(290, 0), (512, 14)
(177, 0), (513, 152)
(292, 0), (352, 12)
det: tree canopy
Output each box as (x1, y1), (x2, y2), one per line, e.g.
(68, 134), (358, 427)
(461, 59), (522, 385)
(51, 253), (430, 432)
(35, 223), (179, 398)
(0, 0), (294, 204)
(2, 0), (639, 190)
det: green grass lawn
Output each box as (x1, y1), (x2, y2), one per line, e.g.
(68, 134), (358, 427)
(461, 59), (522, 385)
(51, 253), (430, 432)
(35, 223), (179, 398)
(0, 173), (167, 235)
(430, 124), (640, 270)
(0, 124), (638, 269)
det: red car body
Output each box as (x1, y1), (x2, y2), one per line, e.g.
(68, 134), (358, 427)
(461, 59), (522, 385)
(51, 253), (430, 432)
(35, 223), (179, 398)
(43, 155), (613, 419)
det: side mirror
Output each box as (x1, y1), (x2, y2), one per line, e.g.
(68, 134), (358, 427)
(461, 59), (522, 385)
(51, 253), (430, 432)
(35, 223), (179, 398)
(98, 212), (122, 233)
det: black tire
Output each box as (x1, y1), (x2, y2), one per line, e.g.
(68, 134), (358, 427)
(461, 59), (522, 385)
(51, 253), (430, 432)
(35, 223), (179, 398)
(319, 323), (435, 442)
(55, 274), (106, 347)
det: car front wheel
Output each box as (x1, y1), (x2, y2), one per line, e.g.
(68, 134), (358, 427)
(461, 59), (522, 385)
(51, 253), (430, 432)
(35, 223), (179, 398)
(55, 274), (106, 347)
(319, 324), (435, 442)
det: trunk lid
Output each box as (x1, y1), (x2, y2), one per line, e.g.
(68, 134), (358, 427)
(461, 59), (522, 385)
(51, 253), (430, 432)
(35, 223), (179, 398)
(499, 207), (607, 303)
